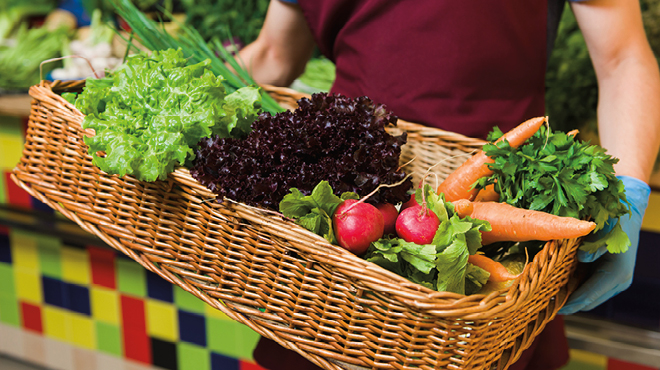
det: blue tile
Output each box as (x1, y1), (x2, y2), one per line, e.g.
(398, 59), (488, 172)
(0, 233), (10, 264)
(31, 197), (54, 214)
(211, 352), (239, 370)
(67, 283), (91, 316)
(608, 277), (660, 330)
(178, 310), (206, 347)
(42, 276), (67, 308)
(635, 231), (660, 280)
(146, 271), (174, 303)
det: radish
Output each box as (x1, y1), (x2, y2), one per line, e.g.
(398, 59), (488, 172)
(395, 205), (441, 245)
(400, 193), (418, 211)
(376, 203), (399, 236)
(333, 199), (384, 255)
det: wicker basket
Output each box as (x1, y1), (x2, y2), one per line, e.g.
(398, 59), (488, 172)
(12, 80), (582, 370)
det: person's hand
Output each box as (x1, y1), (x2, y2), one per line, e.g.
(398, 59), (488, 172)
(559, 176), (650, 315)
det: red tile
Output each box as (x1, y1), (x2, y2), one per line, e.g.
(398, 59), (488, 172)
(123, 326), (152, 364)
(88, 246), (116, 289)
(240, 361), (268, 370)
(4, 171), (32, 209)
(0, 225), (9, 235)
(608, 358), (656, 370)
(20, 301), (43, 334)
(120, 295), (151, 364)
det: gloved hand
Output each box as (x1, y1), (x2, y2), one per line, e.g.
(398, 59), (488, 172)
(559, 175), (650, 315)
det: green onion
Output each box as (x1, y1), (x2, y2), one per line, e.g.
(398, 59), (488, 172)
(111, 0), (285, 114)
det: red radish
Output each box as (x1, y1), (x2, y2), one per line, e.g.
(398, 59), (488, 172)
(400, 194), (418, 211)
(376, 203), (399, 236)
(396, 205), (441, 245)
(333, 199), (384, 255)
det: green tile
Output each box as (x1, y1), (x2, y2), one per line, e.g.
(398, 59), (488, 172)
(235, 323), (260, 361)
(207, 317), (238, 357)
(207, 318), (259, 361)
(0, 171), (6, 204)
(0, 263), (16, 298)
(116, 258), (146, 297)
(177, 342), (210, 370)
(0, 295), (20, 326)
(96, 321), (123, 356)
(174, 286), (205, 313)
(37, 237), (62, 278)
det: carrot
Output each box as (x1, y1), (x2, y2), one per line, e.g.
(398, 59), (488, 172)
(468, 254), (520, 283)
(437, 116), (547, 202)
(452, 199), (596, 245)
(474, 183), (499, 202)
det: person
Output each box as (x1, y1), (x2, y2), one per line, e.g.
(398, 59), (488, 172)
(237, 0), (660, 369)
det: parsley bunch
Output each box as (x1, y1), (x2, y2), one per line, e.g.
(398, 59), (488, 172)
(476, 126), (630, 253)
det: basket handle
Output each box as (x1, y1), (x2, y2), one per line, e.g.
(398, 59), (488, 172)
(40, 55), (102, 81)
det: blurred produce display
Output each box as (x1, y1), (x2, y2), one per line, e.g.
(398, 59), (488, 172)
(0, 0), (58, 42)
(546, 0), (660, 134)
(180, 0), (268, 45)
(50, 9), (121, 80)
(0, 23), (70, 91)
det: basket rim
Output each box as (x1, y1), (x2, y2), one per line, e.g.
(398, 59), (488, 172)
(23, 79), (579, 321)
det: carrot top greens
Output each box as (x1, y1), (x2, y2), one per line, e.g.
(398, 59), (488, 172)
(475, 125), (630, 254)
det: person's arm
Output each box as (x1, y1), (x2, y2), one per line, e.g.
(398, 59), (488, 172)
(237, 0), (316, 87)
(559, 0), (660, 314)
(572, 0), (660, 183)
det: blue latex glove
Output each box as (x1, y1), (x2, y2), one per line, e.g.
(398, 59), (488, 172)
(559, 175), (650, 315)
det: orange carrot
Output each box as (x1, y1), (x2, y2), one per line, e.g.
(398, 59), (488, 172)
(468, 254), (520, 283)
(437, 116), (547, 202)
(474, 183), (500, 202)
(452, 199), (596, 245)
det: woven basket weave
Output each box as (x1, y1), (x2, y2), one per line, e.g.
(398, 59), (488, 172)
(13, 80), (582, 370)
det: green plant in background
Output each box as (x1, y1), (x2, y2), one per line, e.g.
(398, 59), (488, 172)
(545, 5), (598, 134)
(546, 1), (660, 134)
(0, 23), (70, 91)
(0, 0), (57, 42)
(179, 0), (269, 45)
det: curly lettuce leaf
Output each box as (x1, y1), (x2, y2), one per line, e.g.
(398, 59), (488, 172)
(75, 48), (262, 182)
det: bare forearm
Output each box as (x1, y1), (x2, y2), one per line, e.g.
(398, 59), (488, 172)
(596, 50), (660, 183)
(236, 1), (316, 87)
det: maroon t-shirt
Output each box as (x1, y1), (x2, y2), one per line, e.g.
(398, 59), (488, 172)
(296, 0), (547, 139)
(254, 1), (569, 369)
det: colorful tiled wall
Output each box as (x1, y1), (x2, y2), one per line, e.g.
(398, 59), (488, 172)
(0, 225), (265, 370)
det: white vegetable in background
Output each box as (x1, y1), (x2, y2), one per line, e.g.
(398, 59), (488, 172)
(50, 9), (122, 80)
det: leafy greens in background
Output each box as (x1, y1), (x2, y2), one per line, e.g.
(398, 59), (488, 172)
(0, 23), (69, 91)
(475, 125), (630, 254)
(363, 185), (492, 295)
(75, 48), (262, 182)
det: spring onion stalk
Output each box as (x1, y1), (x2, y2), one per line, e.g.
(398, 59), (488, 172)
(111, 0), (285, 114)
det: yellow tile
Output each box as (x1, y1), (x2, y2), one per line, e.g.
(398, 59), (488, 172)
(61, 247), (90, 285)
(43, 306), (71, 342)
(14, 270), (42, 303)
(70, 314), (96, 350)
(90, 287), (119, 325)
(0, 138), (23, 168)
(568, 349), (607, 366)
(642, 191), (660, 233)
(146, 300), (178, 341)
(205, 304), (230, 320)
(10, 232), (39, 272)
